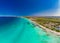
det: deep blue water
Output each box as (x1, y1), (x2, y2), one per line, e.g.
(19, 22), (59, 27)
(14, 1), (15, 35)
(0, 17), (16, 25)
(0, 0), (58, 16)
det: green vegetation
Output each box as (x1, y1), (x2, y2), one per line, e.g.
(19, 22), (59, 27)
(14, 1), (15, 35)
(25, 16), (60, 32)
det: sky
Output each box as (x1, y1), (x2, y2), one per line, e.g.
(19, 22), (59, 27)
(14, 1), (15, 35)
(31, 0), (59, 16)
(0, 0), (59, 16)
(54, 0), (60, 16)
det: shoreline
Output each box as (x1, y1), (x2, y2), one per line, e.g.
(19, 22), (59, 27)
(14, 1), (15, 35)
(30, 20), (60, 36)
(22, 17), (60, 36)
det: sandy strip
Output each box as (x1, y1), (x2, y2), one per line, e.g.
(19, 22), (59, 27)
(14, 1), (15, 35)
(22, 17), (60, 36)
(30, 19), (60, 36)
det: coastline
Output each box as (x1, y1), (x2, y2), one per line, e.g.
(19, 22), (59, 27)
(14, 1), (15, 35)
(30, 19), (60, 36)
(22, 17), (60, 36)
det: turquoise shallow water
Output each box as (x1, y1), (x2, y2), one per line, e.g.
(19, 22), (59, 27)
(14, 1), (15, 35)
(0, 17), (60, 43)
